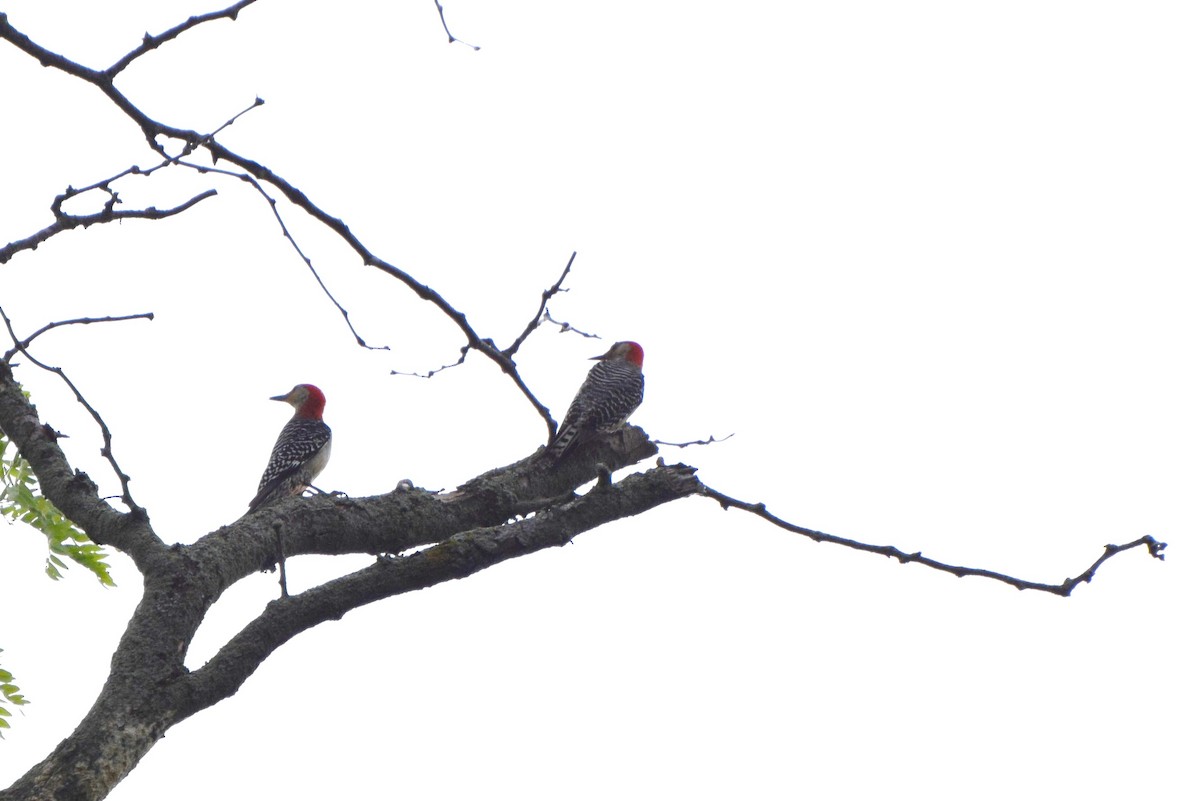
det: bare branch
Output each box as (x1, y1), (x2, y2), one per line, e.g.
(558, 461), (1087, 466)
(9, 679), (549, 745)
(2, 12), (558, 423)
(183, 463), (698, 713)
(0, 189), (216, 265)
(106, 0), (262, 77)
(654, 434), (734, 449)
(432, 0), (481, 50)
(393, 249), (584, 431)
(176, 157), (387, 350)
(701, 484), (1167, 596)
(504, 252), (577, 357)
(389, 338), (555, 436)
(0, 12), (108, 82)
(3, 314), (154, 363)
(0, 13), (195, 155)
(0, 308), (142, 511)
(59, 161), (170, 200)
(180, 96), (266, 158)
(543, 309), (602, 340)
(390, 345), (470, 378)
(204, 140), (547, 395)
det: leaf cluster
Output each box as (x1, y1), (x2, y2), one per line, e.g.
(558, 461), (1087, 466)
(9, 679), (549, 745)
(0, 431), (116, 735)
(1, 434), (114, 585)
(0, 648), (28, 737)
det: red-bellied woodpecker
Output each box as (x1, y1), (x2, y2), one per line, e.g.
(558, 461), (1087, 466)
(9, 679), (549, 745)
(247, 384), (332, 514)
(546, 341), (644, 461)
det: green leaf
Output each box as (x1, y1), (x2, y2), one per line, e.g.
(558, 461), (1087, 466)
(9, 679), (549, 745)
(0, 648), (30, 737)
(1, 431), (115, 587)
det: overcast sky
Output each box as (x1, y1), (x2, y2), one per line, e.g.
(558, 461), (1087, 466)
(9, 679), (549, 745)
(1, 1), (1197, 798)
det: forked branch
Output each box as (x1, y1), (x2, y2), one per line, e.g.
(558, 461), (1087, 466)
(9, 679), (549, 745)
(0, 7), (561, 429)
(3, 313), (154, 363)
(0, 308), (152, 511)
(0, 188), (216, 265)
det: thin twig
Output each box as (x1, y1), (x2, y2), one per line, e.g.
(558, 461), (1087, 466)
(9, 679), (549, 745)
(391, 346), (470, 378)
(543, 309), (601, 339)
(58, 161), (167, 201)
(432, 0), (480, 50)
(0, 307), (141, 510)
(701, 484), (1167, 596)
(175, 158), (387, 350)
(505, 252), (577, 357)
(3, 313), (155, 363)
(274, 520), (289, 598)
(182, 96), (266, 159)
(653, 434), (734, 449)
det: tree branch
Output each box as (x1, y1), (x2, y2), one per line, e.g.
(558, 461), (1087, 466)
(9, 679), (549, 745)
(175, 156), (386, 349)
(542, 308), (602, 339)
(183, 462), (699, 714)
(3, 313), (154, 363)
(504, 252), (577, 357)
(390, 344), (471, 378)
(106, 0), (261, 77)
(432, 0), (480, 50)
(701, 484), (1167, 596)
(0, 308), (146, 510)
(1, 11), (559, 426)
(0, 188), (217, 265)
(654, 434), (734, 449)
(193, 425), (661, 591)
(0, 430), (670, 800)
(0, 362), (164, 567)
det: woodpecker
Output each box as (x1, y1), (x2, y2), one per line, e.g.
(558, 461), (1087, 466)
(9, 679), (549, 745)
(546, 341), (645, 461)
(247, 384), (332, 514)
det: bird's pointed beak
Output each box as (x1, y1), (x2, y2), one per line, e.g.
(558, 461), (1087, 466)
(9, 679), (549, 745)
(269, 392), (292, 403)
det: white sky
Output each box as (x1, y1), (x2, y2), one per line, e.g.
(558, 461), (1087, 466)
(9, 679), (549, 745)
(1, 1), (1197, 798)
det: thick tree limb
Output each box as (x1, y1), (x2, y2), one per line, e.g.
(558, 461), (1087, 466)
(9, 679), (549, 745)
(184, 463), (698, 715)
(0, 426), (672, 801)
(194, 425), (660, 592)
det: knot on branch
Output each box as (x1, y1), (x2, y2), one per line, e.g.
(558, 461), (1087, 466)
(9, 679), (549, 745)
(1144, 536), (1168, 561)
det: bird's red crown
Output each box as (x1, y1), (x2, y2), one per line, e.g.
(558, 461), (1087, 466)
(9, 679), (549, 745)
(596, 341), (644, 367)
(273, 384), (326, 420)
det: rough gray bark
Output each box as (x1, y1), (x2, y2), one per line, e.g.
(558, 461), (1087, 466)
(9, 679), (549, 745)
(0, 363), (700, 801)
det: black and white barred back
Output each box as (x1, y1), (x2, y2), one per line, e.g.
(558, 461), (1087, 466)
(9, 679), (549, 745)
(547, 358), (644, 461)
(247, 417), (333, 513)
